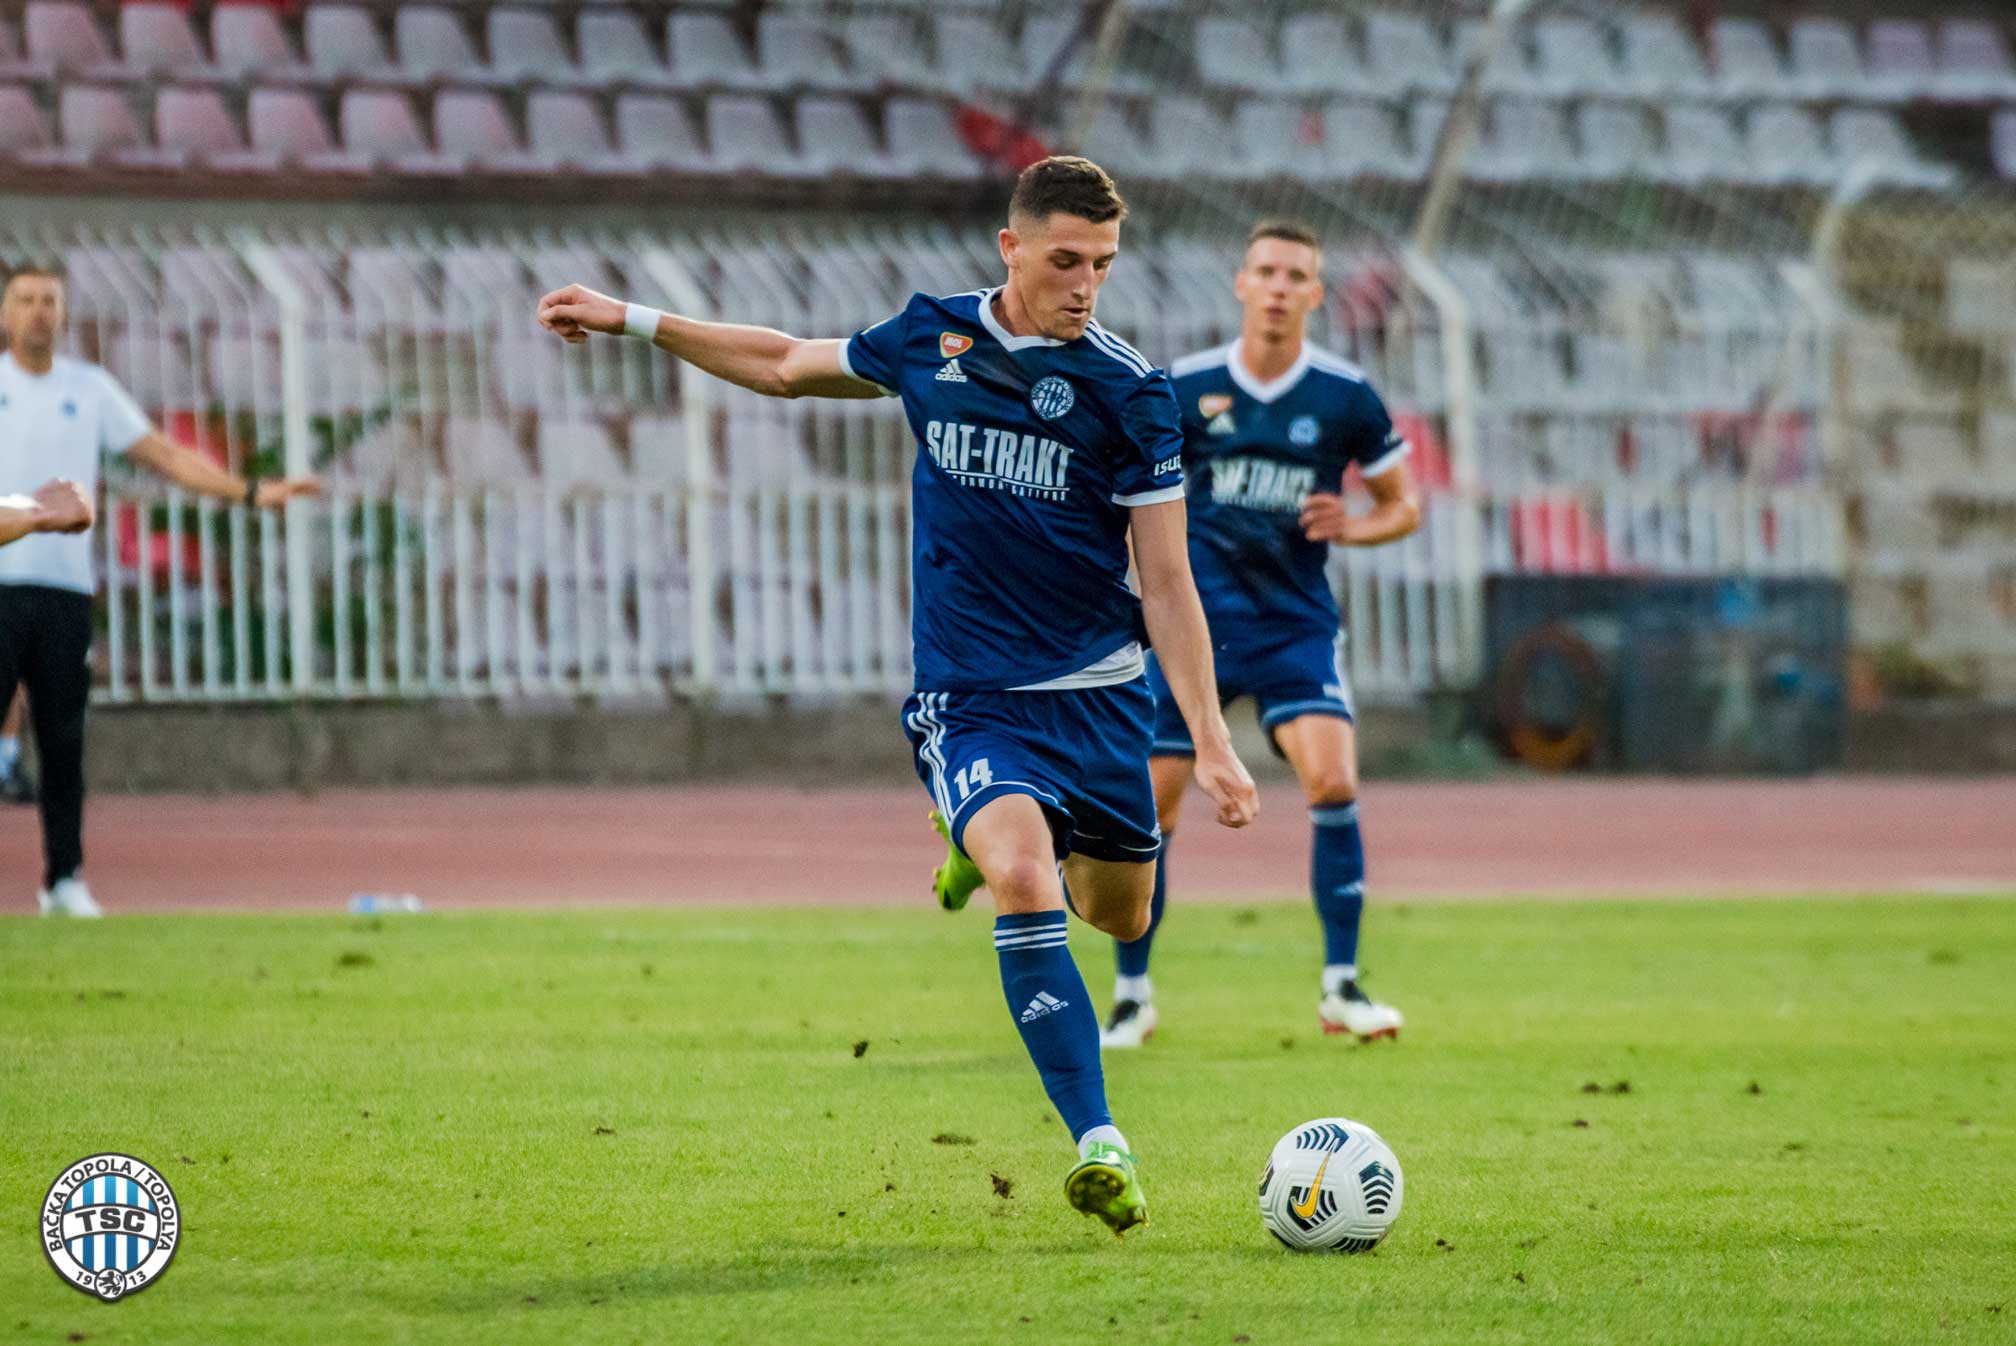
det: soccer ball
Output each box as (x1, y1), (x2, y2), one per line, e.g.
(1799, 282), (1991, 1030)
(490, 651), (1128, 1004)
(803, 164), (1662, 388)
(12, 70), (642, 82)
(1257, 1117), (1403, 1252)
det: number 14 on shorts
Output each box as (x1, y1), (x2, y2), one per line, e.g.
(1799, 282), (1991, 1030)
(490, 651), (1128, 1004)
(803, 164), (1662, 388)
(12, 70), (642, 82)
(953, 757), (993, 801)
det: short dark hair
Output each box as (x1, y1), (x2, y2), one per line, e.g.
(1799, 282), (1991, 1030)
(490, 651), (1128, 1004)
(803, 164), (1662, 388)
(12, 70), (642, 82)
(1247, 219), (1321, 251)
(2, 263), (64, 295)
(1010, 156), (1128, 226)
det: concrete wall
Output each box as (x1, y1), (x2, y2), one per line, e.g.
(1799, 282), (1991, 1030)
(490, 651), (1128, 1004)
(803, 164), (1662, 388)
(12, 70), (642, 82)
(76, 696), (1454, 795)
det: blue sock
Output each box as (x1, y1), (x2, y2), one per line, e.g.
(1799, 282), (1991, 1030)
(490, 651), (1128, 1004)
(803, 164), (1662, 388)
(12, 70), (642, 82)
(1113, 838), (1168, 981)
(1311, 803), (1366, 974)
(995, 911), (1111, 1142)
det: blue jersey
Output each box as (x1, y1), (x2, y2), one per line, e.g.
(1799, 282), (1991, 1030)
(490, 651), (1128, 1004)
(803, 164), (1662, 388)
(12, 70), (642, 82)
(843, 288), (1186, 692)
(1168, 340), (1409, 643)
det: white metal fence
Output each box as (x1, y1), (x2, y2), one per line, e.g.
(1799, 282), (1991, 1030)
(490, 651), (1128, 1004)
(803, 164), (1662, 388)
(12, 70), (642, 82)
(0, 217), (1845, 707)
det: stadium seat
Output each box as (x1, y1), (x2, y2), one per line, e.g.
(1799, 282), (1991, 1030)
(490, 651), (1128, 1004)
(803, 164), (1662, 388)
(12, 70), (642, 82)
(756, 12), (854, 90)
(1403, 97), (1450, 176)
(305, 6), (400, 83)
(445, 417), (533, 486)
(577, 8), (673, 89)
(1787, 19), (1865, 101)
(627, 415), (687, 486)
(526, 91), (628, 174)
(669, 12), (759, 89)
(1080, 98), (1153, 178)
(1528, 16), (1616, 98)
(487, 9), (575, 85)
(1362, 10), (1456, 94)
(435, 89), (538, 174)
(118, 4), (212, 79)
(25, 1), (114, 75)
(0, 83), (56, 160)
(884, 96), (982, 179)
(0, 18), (37, 80)
(840, 12), (925, 85)
(1617, 13), (1712, 98)
(613, 93), (707, 172)
(1866, 21), (1937, 101)
(1659, 104), (1746, 185)
(153, 85), (277, 173)
(212, 5), (305, 80)
(705, 93), (807, 176)
(55, 83), (144, 165)
(396, 8), (491, 84)
(1476, 97), (1576, 182)
(1745, 104), (1831, 187)
(1142, 95), (1226, 177)
(931, 13), (1022, 95)
(1935, 21), (2016, 101)
(1576, 101), (1656, 180)
(247, 86), (360, 172)
(1709, 19), (1783, 99)
(1231, 99), (1321, 177)
(1830, 107), (1956, 188)
(1192, 16), (1278, 91)
(1323, 98), (1408, 180)
(795, 95), (898, 177)
(339, 88), (448, 173)
(1278, 13), (1358, 96)
(538, 420), (629, 492)
(1452, 17), (1530, 94)
(1991, 109), (2016, 181)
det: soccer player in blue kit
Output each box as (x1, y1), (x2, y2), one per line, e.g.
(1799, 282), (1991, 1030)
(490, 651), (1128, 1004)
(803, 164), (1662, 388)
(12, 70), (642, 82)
(537, 157), (1258, 1235)
(1099, 220), (1422, 1051)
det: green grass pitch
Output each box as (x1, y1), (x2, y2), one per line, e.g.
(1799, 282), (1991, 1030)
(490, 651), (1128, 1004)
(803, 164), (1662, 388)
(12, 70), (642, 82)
(3, 897), (2013, 1346)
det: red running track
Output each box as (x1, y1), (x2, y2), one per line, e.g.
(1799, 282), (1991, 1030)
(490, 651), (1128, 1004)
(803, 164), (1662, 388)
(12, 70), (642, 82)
(3, 778), (2011, 914)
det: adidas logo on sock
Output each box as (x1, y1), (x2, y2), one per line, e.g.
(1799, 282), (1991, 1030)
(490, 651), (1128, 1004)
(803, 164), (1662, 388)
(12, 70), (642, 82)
(1020, 991), (1068, 1023)
(935, 358), (968, 383)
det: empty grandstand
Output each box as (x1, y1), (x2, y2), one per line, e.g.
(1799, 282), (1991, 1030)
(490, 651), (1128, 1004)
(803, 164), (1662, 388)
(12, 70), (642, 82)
(1, 0), (2011, 704)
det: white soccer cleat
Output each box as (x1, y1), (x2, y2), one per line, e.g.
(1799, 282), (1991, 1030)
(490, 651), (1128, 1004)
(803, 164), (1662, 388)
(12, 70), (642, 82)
(1100, 999), (1158, 1050)
(38, 878), (104, 918)
(1320, 987), (1401, 1041)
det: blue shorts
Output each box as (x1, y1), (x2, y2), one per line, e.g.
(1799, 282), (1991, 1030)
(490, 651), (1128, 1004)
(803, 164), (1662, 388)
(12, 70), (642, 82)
(902, 679), (1163, 865)
(1147, 630), (1355, 758)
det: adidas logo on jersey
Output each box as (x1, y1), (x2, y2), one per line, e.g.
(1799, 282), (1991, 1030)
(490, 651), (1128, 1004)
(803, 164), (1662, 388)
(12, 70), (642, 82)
(1206, 412), (1236, 436)
(1020, 991), (1069, 1023)
(936, 358), (969, 383)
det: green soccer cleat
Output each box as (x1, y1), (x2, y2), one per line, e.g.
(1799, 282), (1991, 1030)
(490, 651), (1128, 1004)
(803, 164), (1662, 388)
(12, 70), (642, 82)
(1065, 1142), (1149, 1236)
(929, 809), (984, 912)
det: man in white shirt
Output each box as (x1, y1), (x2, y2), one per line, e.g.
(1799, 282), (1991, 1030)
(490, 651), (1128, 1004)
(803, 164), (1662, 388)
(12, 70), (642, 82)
(0, 264), (320, 916)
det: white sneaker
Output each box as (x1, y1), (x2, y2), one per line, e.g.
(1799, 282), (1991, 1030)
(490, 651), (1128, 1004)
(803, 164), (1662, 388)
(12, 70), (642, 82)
(38, 878), (104, 918)
(1320, 987), (1402, 1041)
(1099, 999), (1158, 1049)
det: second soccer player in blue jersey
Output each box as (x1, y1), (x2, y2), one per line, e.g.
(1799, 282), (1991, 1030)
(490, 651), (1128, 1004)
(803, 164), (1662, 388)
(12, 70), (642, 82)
(1100, 220), (1423, 1050)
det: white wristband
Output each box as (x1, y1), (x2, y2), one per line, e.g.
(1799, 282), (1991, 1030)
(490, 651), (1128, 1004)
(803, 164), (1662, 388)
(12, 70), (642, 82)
(623, 303), (662, 341)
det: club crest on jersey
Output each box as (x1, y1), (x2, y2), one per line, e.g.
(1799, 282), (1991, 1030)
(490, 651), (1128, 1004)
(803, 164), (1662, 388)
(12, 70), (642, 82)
(1289, 415), (1321, 447)
(939, 332), (974, 360)
(1199, 394), (1233, 419)
(1029, 376), (1075, 421)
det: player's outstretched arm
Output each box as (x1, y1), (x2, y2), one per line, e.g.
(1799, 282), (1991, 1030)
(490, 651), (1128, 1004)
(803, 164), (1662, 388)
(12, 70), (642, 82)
(128, 433), (321, 509)
(1131, 499), (1258, 830)
(536, 284), (884, 401)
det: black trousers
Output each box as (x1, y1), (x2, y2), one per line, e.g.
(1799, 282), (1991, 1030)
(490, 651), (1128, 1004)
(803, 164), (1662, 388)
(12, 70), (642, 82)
(0, 584), (92, 889)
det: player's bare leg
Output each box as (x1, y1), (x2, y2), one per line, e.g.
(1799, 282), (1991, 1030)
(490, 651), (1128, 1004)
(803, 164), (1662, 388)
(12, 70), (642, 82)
(1102, 755), (1191, 1048)
(1273, 714), (1401, 1041)
(961, 794), (1148, 1235)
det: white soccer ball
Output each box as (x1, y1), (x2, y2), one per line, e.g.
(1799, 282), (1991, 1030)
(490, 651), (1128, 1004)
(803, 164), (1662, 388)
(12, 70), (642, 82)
(1257, 1117), (1403, 1252)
